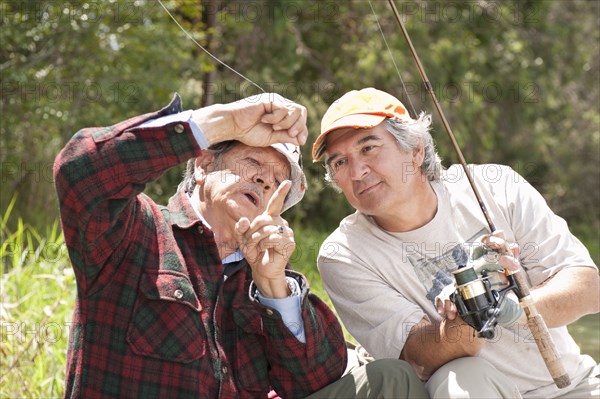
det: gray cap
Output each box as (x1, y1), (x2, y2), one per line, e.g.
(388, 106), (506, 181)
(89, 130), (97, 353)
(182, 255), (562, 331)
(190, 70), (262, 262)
(270, 143), (307, 213)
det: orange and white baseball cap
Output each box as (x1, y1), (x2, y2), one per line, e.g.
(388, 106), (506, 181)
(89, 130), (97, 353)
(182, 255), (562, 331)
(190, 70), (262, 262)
(312, 88), (413, 161)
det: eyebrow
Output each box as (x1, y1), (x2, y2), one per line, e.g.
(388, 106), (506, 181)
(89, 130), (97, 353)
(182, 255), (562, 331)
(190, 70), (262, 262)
(245, 156), (289, 181)
(326, 135), (383, 166)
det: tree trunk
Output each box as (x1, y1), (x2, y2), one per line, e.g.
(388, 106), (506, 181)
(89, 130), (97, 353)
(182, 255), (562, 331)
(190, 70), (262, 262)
(201, 0), (217, 107)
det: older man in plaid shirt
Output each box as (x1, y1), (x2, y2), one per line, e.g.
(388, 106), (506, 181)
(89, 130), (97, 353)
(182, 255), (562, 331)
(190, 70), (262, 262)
(54, 93), (427, 399)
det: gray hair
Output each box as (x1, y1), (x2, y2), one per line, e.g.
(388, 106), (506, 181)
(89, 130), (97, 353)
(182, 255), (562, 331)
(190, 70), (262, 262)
(177, 141), (238, 194)
(324, 113), (443, 191)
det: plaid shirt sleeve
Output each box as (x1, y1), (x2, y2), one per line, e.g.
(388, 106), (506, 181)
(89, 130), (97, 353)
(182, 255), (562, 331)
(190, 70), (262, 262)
(248, 272), (349, 399)
(54, 98), (202, 291)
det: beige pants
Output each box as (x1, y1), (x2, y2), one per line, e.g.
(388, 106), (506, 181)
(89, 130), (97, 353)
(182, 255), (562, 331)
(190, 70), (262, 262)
(426, 356), (600, 399)
(306, 358), (428, 399)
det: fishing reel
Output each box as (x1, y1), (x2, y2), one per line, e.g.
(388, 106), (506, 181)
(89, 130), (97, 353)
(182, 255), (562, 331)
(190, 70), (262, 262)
(449, 244), (521, 339)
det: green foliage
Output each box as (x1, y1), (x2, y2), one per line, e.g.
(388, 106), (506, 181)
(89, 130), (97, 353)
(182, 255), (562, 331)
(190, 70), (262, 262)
(2, 0), (598, 235)
(572, 223), (600, 266)
(1, 205), (74, 398)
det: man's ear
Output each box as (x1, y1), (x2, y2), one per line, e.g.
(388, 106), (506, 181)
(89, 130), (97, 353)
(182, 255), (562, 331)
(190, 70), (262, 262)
(413, 143), (425, 168)
(194, 152), (215, 185)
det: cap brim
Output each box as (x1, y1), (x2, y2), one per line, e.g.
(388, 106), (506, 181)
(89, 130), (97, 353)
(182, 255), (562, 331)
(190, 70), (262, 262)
(312, 114), (386, 161)
(270, 144), (306, 213)
(324, 113), (387, 134)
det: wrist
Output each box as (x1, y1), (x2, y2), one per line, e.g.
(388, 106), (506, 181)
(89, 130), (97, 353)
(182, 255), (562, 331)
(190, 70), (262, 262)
(192, 106), (235, 145)
(255, 276), (299, 299)
(442, 318), (484, 355)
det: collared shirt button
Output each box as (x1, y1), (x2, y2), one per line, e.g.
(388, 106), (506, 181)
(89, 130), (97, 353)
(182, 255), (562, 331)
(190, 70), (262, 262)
(174, 124), (185, 133)
(265, 309), (274, 316)
(222, 366), (228, 374)
(174, 289), (184, 299)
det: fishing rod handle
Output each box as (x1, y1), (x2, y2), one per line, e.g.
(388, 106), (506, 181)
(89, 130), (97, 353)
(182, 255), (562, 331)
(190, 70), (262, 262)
(512, 271), (571, 388)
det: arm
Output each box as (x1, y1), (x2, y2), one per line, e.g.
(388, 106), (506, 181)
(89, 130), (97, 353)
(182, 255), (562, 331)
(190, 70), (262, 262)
(259, 283), (348, 399)
(480, 233), (599, 329)
(54, 100), (202, 289)
(400, 316), (484, 380)
(236, 184), (347, 397)
(400, 268), (598, 382)
(256, 276), (306, 342)
(498, 167), (599, 327)
(530, 266), (599, 328)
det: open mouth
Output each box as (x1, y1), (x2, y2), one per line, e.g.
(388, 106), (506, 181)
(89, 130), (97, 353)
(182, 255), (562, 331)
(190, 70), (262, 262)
(243, 192), (259, 207)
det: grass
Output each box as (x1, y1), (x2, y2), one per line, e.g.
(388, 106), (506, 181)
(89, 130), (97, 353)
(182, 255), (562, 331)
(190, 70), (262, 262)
(1, 198), (73, 398)
(1, 206), (598, 398)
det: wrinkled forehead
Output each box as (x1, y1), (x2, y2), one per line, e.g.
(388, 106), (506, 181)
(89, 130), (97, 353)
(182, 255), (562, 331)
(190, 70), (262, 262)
(228, 144), (291, 177)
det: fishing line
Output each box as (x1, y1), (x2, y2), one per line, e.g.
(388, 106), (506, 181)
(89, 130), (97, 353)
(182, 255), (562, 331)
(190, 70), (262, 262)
(368, 0), (418, 118)
(157, 0), (266, 94)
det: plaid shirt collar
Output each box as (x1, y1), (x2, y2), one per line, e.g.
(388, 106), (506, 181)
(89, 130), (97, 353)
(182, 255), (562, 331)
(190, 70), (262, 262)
(168, 191), (243, 264)
(166, 190), (207, 230)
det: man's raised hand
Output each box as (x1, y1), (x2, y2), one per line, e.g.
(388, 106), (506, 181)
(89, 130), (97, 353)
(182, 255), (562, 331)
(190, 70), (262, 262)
(234, 181), (296, 298)
(193, 93), (308, 147)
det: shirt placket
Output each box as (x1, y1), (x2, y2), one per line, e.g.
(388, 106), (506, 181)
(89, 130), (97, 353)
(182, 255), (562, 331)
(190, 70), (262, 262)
(211, 275), (237, 398)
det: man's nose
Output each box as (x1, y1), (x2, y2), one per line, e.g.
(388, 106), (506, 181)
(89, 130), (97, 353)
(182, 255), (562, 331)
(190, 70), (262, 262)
(254, 174), (273, 191)
(350, 158), (369, 181)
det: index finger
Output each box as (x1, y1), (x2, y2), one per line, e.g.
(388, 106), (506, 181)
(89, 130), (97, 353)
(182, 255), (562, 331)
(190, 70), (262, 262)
(482, 235), (511, 255)
(265, 180), (292, 217)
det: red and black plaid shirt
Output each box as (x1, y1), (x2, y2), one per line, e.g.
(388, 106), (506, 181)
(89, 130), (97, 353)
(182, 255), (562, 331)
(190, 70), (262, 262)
(54, 95), (347, 399)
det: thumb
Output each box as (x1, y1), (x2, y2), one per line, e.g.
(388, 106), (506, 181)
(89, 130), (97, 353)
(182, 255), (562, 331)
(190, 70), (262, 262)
(234, 217), (251, 247)
(235, 217), (261, 263)
(509, 243), (520, 259)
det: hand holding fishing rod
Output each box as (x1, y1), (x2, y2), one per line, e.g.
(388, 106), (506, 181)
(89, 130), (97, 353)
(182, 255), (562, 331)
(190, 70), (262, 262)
(494, 240), (572, 389)
(446, 231), (571, 388)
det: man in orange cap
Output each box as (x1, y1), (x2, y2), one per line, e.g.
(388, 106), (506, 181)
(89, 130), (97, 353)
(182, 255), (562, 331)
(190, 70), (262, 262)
(313, 87), (599, 398)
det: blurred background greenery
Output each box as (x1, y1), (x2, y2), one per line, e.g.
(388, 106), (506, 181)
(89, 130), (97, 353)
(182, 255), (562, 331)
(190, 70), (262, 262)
(1, 0), (598, 397)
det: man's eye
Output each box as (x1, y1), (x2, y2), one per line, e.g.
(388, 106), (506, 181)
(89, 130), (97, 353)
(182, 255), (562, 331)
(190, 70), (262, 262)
(363, 145), (375, 153)
(246, 157), (260, 166)
(334, 159), (346, 169)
